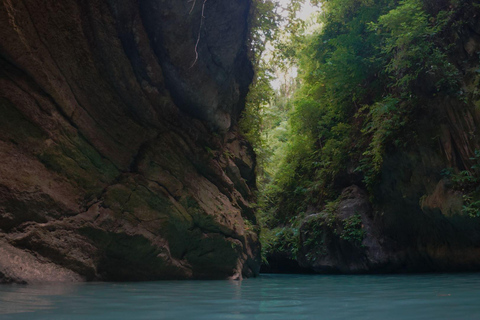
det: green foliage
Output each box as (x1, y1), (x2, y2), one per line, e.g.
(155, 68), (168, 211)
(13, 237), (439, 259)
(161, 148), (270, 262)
(372, 0), (459, 94)
(284, 0), (465, 196)
(462, 195), (480, 218)
(240, 61), (275, 172)
(448, 150), (480, 217)
(241, 0), (283, 178)
(357, 96), (405, 186)
(340, 214), (366, 244)
(260, 225), (300, 262)
(246, 0), (477, 261)
(302, 217), (327, 262)
(260, 0), (392, 225)
(248, 0), (283, 62)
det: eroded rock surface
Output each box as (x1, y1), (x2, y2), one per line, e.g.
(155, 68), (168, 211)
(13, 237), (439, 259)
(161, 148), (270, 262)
(0, 0), (260, 282)
(298, 186), (390, 273)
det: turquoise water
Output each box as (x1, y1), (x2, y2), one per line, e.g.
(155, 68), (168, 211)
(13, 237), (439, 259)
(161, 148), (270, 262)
(1, 273), (480, 319)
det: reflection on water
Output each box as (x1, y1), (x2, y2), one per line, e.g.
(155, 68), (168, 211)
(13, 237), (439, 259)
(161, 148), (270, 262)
(0, 283), (79, 314)
(1, 274), (480, 319)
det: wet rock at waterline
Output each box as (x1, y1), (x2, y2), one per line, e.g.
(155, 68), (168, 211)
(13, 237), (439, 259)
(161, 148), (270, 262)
(0, 0), (259, 283)
(297, 181), (480, 274)
(297, 186), (390, 273)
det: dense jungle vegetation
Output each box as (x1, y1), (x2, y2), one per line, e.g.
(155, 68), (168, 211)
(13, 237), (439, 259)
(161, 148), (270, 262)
(242, 0), (480, 262)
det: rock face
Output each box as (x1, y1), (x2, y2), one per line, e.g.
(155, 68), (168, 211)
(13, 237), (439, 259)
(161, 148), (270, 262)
(362, 13), (480, 272)
(298, 186), (390, 273)
(297, 12), (480, 274)
(0, 0), (260, 283)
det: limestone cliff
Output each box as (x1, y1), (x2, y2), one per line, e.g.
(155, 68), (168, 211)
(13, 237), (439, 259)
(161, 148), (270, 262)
(0, 0), (260, 283)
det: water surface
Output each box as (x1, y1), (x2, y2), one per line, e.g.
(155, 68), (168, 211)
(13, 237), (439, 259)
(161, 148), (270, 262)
(1, 273), (479, 319)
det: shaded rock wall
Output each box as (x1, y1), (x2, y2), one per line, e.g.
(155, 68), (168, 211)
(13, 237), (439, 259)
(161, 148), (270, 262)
(0, 0), (260, 283)
(366, 13), (480, 272)
(297, 186), (389, 274)
(296, 7), (480, 273)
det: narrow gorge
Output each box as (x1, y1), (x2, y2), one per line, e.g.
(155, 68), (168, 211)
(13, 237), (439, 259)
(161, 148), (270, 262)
(1, 0), (480, 285)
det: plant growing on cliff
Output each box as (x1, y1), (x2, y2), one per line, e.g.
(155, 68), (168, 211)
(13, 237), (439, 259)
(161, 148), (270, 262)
(260, 225), (300, 262)
(449, 150), (480, 217)
(258, 0), (468, 225)
(340, 214), (366, 245)
(462, 195), (480, 218)
(245, 0), (478, 264)
(302, 217), (328, 261)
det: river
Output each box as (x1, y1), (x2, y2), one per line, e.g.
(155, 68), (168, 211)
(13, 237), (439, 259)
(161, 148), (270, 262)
(1, 273), (479, 319)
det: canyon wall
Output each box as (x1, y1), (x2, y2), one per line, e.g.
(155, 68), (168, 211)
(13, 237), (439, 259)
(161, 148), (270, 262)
(0, 0), (260, 283)
(262, 2), (480, 274)
(297, 14), (480, 273)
